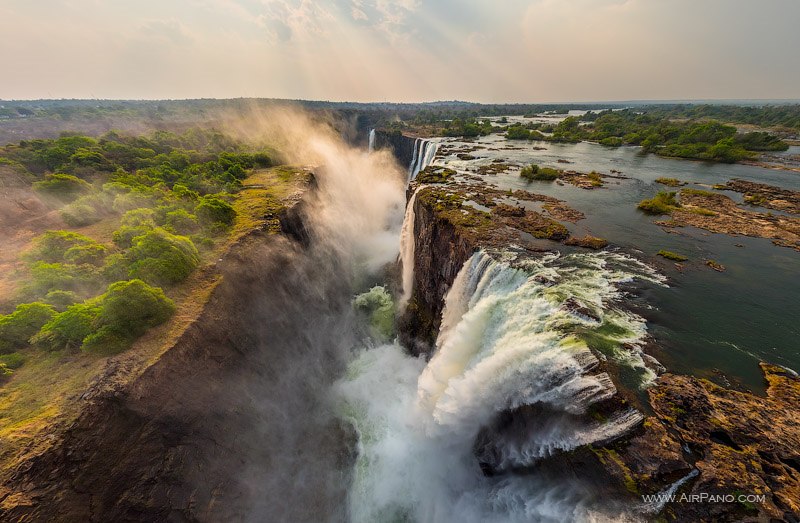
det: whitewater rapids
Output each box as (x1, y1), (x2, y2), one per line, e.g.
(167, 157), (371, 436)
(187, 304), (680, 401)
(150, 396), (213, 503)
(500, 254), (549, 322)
(337, 249), (665, 523)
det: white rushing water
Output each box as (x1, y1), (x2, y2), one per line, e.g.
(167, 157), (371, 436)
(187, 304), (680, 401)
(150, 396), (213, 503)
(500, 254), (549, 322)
(408, 138), (420, 178)
(409, 138), (439, 181)
(338, 249), (665, 522)
(368, 128), (376, 153)
(398, 185), (423, 310)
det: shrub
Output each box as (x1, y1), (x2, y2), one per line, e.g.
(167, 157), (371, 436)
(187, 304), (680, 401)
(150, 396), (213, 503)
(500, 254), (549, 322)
(112, 224), (152, 249)
(520, 164), (560, 181)
(0, 302), (56, 353)
(195, 195), (236, 227)
(32, 173), (91, 202)
(657, 250), (688, 262)
(27, 230), (97, 263)
(101, 253), (130, 281)
(120, 208), (156, 227)
(165, 209), (200, 234)
(655, 177), (685, 187)
(26, 262), (74, 296)
(0, 352), (25, 370)
(637, 191), (680, 215)
(81, 280), (175, 354)
(112, 190), (157, 213)
(25, 261), (102, 298)
(32, 300), (101, 351)
(43, 290), (80, 310)
(599, 136), (623, 147)
(126, 228), (199, 285)
(506, 125), (532, 140)
(61, 202), (101, 226)
(63, 243), (108, 266)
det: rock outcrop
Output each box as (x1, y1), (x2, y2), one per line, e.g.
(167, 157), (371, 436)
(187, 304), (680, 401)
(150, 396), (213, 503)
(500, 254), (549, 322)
(587, 363), (800, 521)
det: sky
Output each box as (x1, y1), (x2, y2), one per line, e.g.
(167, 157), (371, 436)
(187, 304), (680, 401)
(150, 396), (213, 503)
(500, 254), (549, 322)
(1, 0), (799, 102)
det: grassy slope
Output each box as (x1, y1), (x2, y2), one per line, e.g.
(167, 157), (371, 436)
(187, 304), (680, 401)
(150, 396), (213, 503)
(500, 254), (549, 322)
(0, 166), (310, 474)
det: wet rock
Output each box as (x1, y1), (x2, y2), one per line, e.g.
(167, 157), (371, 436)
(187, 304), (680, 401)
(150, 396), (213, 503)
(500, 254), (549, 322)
(562, 297), (601, 323)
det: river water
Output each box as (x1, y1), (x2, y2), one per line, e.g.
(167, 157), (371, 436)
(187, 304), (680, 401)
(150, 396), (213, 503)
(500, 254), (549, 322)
(431, 132), (799, 391)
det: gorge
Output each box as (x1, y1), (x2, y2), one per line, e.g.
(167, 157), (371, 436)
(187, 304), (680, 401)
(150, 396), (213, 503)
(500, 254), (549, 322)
(1, 116), (799, 523)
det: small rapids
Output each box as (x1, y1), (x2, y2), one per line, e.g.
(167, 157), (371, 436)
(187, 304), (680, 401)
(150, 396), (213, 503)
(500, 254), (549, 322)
(337, 249), (665, 523)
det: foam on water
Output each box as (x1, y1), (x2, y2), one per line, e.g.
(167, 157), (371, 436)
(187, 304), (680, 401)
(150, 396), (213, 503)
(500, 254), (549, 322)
(338, 249), (664, 522)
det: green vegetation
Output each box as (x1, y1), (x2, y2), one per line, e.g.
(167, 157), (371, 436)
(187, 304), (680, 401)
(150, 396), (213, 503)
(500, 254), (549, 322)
(0, 303), (56, 353)
(681, 188), (717, 197)
(506, 124), (546, 141)
(495, 109), (790, 164)
(599, 136), (623, 147)
(0, 128), (280, 374)
(415, 166), (455, 184)
(520, 164), (560, 181)
(32, 173), (91, 201)
(637, 191), (680, 215)
(32, 280), (174, 354)
(655, 177), (686, 187)
(657, 250), (689, 262)
(586, 171), (603, 187)
(440, 118), (494, 138)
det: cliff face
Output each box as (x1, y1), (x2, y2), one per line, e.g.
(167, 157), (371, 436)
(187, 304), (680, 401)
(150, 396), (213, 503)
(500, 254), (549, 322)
(396, 191), (477, 355)
(374, 131), (417, 170)
(0, 199), (358, 522)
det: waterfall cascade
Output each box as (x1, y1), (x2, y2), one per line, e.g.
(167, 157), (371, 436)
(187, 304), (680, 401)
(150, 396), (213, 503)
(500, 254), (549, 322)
(368, 128), (376, 153)
(408, 138), (439, 181)
(338, 249), (665, 522)
(398, 186), (423, 310)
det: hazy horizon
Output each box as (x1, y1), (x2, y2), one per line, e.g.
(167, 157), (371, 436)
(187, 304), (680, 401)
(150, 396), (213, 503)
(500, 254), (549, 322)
(3, 97), (800, 105)
(2, 0), (799, 101)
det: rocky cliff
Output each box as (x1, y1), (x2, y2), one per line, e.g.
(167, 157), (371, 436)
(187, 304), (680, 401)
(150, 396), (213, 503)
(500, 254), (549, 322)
(0, 192), (358, 522)
(373, 130), (417, 169)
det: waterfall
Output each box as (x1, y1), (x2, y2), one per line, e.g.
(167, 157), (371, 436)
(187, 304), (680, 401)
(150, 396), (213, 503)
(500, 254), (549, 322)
(368, 128), (376, 153)
(398, 186), (423, 310)
(337, 249), (665, 522)
(408, 138), (420, 179)
(408, 138), (439, 181)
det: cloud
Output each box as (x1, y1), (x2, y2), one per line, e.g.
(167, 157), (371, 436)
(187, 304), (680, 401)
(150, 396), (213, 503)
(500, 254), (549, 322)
(139, 19), (193, 45)
(0, 0), (798, 101)
(351, 6), (368, 21)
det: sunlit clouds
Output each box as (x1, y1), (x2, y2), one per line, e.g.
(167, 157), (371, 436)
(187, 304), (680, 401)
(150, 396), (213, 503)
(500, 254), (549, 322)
(0, 0), (798, 101)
